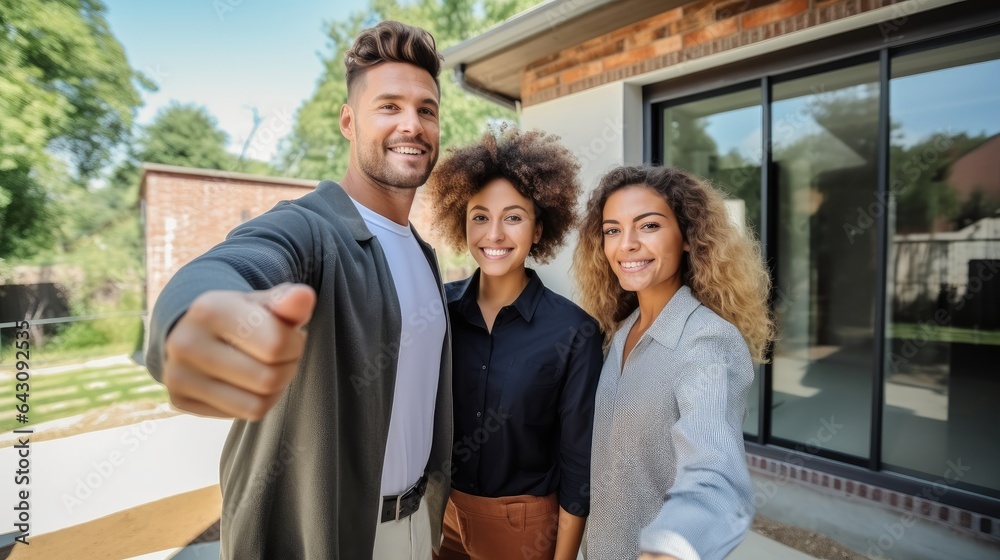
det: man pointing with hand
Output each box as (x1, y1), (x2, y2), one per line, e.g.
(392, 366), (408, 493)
(145, 21), (452, 560)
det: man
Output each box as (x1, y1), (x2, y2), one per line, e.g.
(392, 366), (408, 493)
(145, 21), (452, 559)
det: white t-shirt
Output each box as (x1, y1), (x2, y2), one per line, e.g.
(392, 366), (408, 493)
(351, 198), (445, 496)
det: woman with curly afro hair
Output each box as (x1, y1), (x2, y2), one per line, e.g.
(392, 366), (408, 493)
(424, 125), (603, 560)
(573, 165), (776, 560)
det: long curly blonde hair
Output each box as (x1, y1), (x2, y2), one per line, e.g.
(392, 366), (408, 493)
(573, 165), (775, 363)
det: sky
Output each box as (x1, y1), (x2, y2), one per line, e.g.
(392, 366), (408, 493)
(103, 0), (371, 163)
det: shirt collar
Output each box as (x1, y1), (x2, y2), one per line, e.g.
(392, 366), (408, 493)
(642, 285), (702, 349)
(451, 268), (546, 324)
(315, 180), (374, 241)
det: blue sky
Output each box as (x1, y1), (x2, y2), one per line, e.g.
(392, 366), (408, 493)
(104, 0), (370, 162)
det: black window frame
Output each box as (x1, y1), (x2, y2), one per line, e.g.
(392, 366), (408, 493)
(644, 4), (1000, 518)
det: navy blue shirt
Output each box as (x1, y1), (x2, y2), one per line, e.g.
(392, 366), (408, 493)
(445, 268), (603, 516)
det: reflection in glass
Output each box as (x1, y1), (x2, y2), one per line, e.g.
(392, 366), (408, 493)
(660, 89), (763, 435)
(883, 35), (1000, 496)
(770, 63), (880, 458)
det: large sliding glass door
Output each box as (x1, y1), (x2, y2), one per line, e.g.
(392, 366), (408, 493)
(883, 35), (1000, 497)
(652, 30), (1000, 501)
(660, 88), (764, 435)
(770, 63), (880, 460)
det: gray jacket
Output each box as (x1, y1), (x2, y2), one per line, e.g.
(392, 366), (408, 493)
(146, 180), (453, 559)
(586, 285), (755, 560)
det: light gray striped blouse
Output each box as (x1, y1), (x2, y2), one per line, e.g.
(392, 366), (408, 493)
(586, 285), (755, 560)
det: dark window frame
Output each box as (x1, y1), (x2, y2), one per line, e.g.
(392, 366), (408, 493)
(644, 5), (1000, 517)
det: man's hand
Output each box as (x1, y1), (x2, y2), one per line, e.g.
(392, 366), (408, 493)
(162, 283), (316, 420)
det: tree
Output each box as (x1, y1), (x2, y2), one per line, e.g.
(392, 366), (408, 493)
(0, 0), (148, 260)
(136, 102), (235, 170)
(278, 0), (540, 180)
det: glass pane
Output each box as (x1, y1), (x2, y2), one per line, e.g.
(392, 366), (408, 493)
(661, 88), (763, 435)
(883, 35), (1000, 497)
(770, 63), (880, 458)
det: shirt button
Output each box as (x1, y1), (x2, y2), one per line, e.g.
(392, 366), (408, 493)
(481, 365), (487, 370)
(476, 411), (482, 418)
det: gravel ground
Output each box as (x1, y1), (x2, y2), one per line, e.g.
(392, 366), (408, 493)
(753, 515), (871, 559)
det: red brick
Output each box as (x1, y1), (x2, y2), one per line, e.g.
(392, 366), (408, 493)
(143, 170), (314, 310)
(671, 2), (716, 35)
(741, 0), (809, 29)
(644, 7), (684, 28)
(576, 38), (624, 63)
(603, 45), (655, 71)
(683, 18), (739, 48)
(531, 55), (578, 80)
(715, 0), (782, 20)
(559, 61), (604, 85)
(653, 35), (683, 56)
(525, 53), (559, 71)
(523, 74), (559, 98)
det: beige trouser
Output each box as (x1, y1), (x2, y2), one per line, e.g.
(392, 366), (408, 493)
(373, 495), (432, 560)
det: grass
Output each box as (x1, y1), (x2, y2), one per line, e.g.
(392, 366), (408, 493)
(891, 323), (1000, 345)
(0, 362), (166, 433)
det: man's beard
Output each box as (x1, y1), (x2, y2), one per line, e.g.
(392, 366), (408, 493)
(357, 135), (437, 189)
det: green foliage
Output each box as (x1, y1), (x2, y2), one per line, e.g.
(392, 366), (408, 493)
(0, 0), (147, 261)
(278, 0), (540, 180)
(890, 132), (987, 232)
(136, 102), (235, 170)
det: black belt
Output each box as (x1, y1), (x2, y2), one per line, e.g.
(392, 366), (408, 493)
(381, 475), (428, 523)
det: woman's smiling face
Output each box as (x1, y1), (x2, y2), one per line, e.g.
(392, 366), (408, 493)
(466, 177), (541, 279)
(602, 185), (688, 297)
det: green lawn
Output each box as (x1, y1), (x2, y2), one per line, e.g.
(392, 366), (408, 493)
(0, 363), (166, 433)
(891, 323), (1000, 345)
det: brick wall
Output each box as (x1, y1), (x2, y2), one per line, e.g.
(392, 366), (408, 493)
(142, 170), (315, 312)
(521, 0), (913, 106)
(747, 453), (1000, 543)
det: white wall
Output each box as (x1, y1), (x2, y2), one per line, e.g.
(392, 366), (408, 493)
(520, 81), (643, 299)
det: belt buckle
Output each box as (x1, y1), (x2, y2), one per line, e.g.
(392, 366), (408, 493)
(394, 493), (403, 522)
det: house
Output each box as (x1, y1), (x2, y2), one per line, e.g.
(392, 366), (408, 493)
(139, 164), (317, 312)
(443, 1), (1000, 558)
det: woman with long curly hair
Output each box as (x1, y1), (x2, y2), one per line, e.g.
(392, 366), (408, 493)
(424, 125), (603, 560)
(573, 165), (775, 560)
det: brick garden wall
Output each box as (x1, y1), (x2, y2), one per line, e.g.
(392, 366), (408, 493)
(142, 170), (315, 312)
(521, 0), (914, 106)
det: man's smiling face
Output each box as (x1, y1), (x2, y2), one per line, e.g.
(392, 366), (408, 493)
(348, 61), (440, 190)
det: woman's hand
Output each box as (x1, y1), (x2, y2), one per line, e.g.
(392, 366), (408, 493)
(638, 554), (679, 560)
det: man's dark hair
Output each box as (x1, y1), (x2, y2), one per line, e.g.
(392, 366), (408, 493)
(344, 21), (443, 100)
